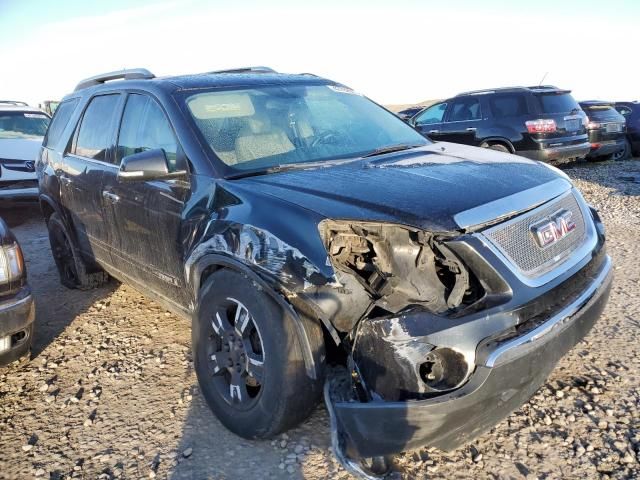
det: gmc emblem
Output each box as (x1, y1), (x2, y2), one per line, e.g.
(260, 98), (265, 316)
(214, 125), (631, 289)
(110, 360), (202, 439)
(530, 209), (576, 248)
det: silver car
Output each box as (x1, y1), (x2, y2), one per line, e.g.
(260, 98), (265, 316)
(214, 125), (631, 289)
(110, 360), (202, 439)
(0, 101), (50, 201)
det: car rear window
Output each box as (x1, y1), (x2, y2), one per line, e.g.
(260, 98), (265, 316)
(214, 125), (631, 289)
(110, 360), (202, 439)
(535, 93), (580, 114)
(43, 98), (79, 147)
(0, 111), (50, 140)
(580, 105), (618, 118)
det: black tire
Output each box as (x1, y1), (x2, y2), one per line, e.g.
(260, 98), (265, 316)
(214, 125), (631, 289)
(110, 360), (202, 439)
(612, 139), (632, 161)
(46, 213), (110, 290)
(193, 269), (324, 439)
(483, 143), (510, 153)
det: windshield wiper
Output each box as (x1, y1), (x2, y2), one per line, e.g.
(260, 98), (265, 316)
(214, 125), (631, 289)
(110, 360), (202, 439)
(226, 158), (355, 180)
(361, 143), (423, 158)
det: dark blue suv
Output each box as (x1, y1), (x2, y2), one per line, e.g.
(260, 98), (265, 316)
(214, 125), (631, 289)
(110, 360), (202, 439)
(37, 67), (612, 474)
(615, 101), (640, 158)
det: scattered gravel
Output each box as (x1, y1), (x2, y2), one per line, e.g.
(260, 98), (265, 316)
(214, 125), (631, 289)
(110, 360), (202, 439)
(1, 158), (639, 479)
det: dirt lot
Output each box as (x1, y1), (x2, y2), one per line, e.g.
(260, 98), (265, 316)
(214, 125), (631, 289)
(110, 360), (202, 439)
(1, 159), (639, 480)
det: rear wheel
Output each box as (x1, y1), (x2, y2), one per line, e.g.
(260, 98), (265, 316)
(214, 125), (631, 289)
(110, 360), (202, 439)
(193, 269), (324, 438)
(482, 142), (510, 153)
(612, 139), (631, 161)
(46, 213), (110, 290)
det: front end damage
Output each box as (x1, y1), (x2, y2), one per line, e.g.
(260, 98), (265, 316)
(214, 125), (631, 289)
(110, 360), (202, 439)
(307, 206), (611, 476)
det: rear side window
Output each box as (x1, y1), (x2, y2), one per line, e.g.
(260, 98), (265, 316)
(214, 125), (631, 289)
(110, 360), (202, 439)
(44, 98), (79, 147)
(117, 94), (179, 171)
(75, 94), (120, 162)
(447, 98), (481, 122)
(535, 93), (579, 114)
(615, 106), (632, 117)
(489, 94), (528, 117)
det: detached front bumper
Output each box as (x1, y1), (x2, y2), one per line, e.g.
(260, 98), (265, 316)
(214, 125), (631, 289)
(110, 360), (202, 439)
(0, 287), (35, 366)
(330, 255), (612, 459)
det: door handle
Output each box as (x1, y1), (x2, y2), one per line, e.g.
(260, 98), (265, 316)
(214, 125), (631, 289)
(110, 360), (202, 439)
(102, 190), (120, 203)
(466, 127), (477, 132)
(429, 130), (440, 134)
(59, 176), (72, 185)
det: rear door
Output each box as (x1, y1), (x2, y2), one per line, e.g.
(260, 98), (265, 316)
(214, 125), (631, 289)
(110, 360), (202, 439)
(61, 93), (122, 263)
(101, 92), (191, 308)
(412, 102), (448, 141)
(437, 96), (483, 145)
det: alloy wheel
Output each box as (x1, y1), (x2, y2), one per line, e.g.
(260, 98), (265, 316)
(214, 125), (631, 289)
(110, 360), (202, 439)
(207, 297), (265, 409)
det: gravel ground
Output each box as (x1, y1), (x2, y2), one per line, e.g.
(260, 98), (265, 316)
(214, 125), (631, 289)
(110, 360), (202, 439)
(0, 159), (639, 480)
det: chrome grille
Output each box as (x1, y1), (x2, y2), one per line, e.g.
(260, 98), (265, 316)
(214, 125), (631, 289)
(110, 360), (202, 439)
(483, 191), (587, 277)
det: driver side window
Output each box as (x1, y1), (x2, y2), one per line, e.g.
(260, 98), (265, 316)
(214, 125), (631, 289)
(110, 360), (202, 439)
(414, 103), (447, 125)
(117, 94), (180, 171)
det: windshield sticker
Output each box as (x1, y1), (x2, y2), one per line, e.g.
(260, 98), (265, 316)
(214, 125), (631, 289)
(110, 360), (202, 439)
(327, 85), (362, 96)
(24, 113), (48, 119)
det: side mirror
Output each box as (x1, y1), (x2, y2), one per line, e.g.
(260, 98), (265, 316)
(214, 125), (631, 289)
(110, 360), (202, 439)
(118, 149), (170, 181)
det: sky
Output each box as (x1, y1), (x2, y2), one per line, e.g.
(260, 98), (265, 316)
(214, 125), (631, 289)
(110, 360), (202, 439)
(1, 0), (638, 107)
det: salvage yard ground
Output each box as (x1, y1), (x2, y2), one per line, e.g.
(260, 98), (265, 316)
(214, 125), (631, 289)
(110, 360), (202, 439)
(1, 159), (639, 480)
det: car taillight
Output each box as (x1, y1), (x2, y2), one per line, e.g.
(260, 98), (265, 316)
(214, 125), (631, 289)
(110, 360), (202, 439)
(525, 119), (557, 133)
(0, 244), (24, 284)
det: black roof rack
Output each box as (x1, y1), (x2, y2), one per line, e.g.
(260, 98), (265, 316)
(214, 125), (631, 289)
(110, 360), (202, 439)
(0, 100), (29, 106)
(74, 68), (155, 92)
(209, 66), (277, 74)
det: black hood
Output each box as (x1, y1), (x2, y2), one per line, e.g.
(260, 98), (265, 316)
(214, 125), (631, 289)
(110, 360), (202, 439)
(236, 143), (564, 232)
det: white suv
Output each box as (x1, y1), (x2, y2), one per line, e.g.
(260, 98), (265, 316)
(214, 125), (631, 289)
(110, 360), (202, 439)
(0, 101), (50, 201)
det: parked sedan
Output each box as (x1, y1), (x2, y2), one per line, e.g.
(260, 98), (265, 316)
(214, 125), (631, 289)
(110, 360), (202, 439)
(614, 101), (640, 158)
(580, 101), (628, 161)
(0, 217), (33, 366)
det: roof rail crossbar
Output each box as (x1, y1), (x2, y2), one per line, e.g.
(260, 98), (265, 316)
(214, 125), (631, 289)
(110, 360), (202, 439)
(209, 66), (277, 74)
(0, 100), (29, 106)
(74, 68), (155, 92)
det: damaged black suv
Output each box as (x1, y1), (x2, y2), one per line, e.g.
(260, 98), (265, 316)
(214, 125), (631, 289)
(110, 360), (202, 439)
(38, 67), (612, 474)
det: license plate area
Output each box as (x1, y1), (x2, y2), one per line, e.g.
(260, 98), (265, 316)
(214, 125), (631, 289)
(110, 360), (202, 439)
(564, 118), (580, 132)
(606, 123), (621, 133)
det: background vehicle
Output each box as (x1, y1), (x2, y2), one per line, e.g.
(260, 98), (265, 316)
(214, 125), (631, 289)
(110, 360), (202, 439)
(39, 100), (60, 117)
(396, 105), (425, 120)
(0, 101), (50, 202)
(38, 68), (611, 475)
(580, 101), (627, 161)
(614, 101), (640, 158)
(410, 86), (590, 163)
(0, 217), (33, 366)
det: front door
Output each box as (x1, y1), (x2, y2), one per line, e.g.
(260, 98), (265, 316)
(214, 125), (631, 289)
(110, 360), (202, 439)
(61, 93), (122, 264)
(437, 96), (483, 146)
(412, 102), (448, 141)
(101, 93), (191, 309)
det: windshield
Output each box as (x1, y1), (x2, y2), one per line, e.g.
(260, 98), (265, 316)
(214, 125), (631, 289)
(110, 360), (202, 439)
(535, 93), (580, 114)
(0, 111), (50, 140)
(185, 84), (429, 171)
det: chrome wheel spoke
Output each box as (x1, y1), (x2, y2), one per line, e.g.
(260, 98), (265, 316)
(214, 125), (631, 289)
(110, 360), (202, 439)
(246, 351), (264, 383)
(229, 372), (248, 404)
(230, 298), (252, 336)
(211, 311), (232, 335)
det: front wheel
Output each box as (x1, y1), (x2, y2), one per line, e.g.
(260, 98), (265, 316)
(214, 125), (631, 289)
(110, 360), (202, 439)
(193, 269), (324, 439)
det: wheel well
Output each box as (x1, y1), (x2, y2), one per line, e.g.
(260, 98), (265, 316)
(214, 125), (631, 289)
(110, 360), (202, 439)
(196, 261), (331, 379)
(481, 139), (514, 153)
(40, 200), (55, 223)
